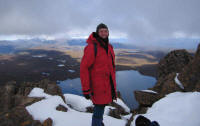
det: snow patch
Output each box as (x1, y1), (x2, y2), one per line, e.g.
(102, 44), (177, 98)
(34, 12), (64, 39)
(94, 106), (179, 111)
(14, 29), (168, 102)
(104, 106), (116, 115)
(68, 69), (75, 73)
(57, 64), (65, 67)
(131, 92), (200, 126)
(141, 90), (158, 94)
(41, 72), (50, 76)
(175, 73), (184, 89)
(57, 59), (66, 63)
(28, 87), (52, 98)
(32, 54), (47, 58)
(63, 94), (93, 112)
(114, 98), (130, 113)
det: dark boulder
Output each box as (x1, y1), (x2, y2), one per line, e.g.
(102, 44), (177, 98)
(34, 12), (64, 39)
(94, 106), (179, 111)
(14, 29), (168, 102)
(157, 49), (193, 79)
(56, 104), (68, 112)
(178, 43), (200, 91)
(134, 90), (160, 107)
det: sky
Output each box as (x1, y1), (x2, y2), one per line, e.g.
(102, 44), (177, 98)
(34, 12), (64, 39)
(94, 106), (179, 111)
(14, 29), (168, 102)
(0, 0), (200, 48)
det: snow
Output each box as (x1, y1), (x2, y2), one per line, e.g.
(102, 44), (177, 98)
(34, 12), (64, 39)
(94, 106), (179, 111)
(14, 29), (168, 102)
(68, 69), (75, 73)
(63, 94), (93, 112)
(57, 59), (66, 63)
(26, 88), (127, 126)
(32, 54), (47, 58)
(41, 72), (50, 76)
(131, 92), (200, 126)
(114, 98), (130, 113)
(141, 90), (158, 94)
(28, 87), (52, 98)
(121, 113), (133, 121)
(57, 64), (65, 67)
(104, 106), (116, 115)
(175, 73), (184, 89)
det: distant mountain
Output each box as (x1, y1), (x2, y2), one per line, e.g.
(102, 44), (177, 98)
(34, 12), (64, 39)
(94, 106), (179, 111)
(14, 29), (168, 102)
(0, 38), (57, 53)
(0, 45), (16, 54)
(66, 39), (87, 46)
(66, 38), (138, 49)
(111, 42), (138, 49)
(152, 38), (200, 50)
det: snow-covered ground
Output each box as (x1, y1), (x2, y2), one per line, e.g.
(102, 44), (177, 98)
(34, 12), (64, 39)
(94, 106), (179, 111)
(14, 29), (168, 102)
(26, 88), (200, 126)
(131, 92), (200, 126)
(26, 88), (128, 126)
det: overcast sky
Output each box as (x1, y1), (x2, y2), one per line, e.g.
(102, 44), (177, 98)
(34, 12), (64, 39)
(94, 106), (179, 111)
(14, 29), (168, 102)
(0, 0), (199, 46)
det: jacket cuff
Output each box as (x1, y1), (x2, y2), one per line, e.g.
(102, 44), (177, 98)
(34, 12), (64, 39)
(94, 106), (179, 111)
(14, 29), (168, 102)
(83, 89), (91, 95)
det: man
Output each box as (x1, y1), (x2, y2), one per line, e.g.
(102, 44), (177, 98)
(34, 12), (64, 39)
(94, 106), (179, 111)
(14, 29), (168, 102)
(80, 23), (117, 126)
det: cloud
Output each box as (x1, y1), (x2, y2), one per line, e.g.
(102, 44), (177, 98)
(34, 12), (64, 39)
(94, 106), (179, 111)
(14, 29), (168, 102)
(0, 0), (199, 45)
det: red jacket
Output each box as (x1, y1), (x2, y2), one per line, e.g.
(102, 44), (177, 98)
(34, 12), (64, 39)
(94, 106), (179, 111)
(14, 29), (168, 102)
(80, 32), (117, 105)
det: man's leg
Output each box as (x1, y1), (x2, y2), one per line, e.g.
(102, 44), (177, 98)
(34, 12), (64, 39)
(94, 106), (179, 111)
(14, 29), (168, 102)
(92, 105), (105, 126)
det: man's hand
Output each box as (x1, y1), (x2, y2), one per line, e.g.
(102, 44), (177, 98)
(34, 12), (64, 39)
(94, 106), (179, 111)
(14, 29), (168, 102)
(84, 94), (90, 100)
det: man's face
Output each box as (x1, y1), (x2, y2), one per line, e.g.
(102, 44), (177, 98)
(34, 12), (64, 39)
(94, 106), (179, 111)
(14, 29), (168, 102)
(98, 28), (109, 39)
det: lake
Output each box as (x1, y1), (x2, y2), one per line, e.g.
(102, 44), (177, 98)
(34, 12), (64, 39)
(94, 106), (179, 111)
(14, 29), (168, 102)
(57, 70), (156, 109)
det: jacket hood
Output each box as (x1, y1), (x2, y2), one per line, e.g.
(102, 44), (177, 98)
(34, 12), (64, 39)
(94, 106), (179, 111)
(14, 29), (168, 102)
(86, 32), (98, 44)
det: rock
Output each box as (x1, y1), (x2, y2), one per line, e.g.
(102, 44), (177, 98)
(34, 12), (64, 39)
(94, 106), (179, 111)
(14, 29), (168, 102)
(86, 106), (94, 113)
(132, 44), (200, 123)
(108, 108), (122, 119)
(134, 72), (184, 113)
(110, 100), (129, 115)
(14, 95), (44, 106)
(0, 106), (42, 126)
(42, 118), (53, 126)
(0, 81), (16, 112)
(56, 104), (68, 112)
(157, 49), (193, 79)
(178, 43), (200, 91)
(17, 79), (66, 103)
(137, 106), (148, 114)
(0, 79), (66, 126)
(134, 90), (160, 107)
(153, 73), (183, 96)
(196, 44), (200, 56)
(125, 114), (134, 126)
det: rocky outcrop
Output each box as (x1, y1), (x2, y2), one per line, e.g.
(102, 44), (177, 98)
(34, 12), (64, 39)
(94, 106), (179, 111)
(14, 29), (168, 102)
(0, 79), (66, 126)
(16, 79), (66, 103)
(14, 95), (44, 107)
(152, 72), (184, 96)
(0, 79), (66, 112)
(134, 45), (200, 115)
(148, 49), (194, 96)
(0, 81), (16, 112)
(134, 91), (160, 107)
(178, 44), (200, 91)
(157, 49), (193, 79)
(0, 105), (42, 126)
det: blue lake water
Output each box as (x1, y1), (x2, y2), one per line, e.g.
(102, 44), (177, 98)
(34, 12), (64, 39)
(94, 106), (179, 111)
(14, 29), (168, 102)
(57, 70), (156, 109)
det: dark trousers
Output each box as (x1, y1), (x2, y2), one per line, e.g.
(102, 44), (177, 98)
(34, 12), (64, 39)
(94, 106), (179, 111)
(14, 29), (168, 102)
(92, 104), (105, 126)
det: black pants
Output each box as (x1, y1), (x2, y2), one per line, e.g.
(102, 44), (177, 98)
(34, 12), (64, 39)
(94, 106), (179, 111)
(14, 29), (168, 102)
(92, 104), (105, 126)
